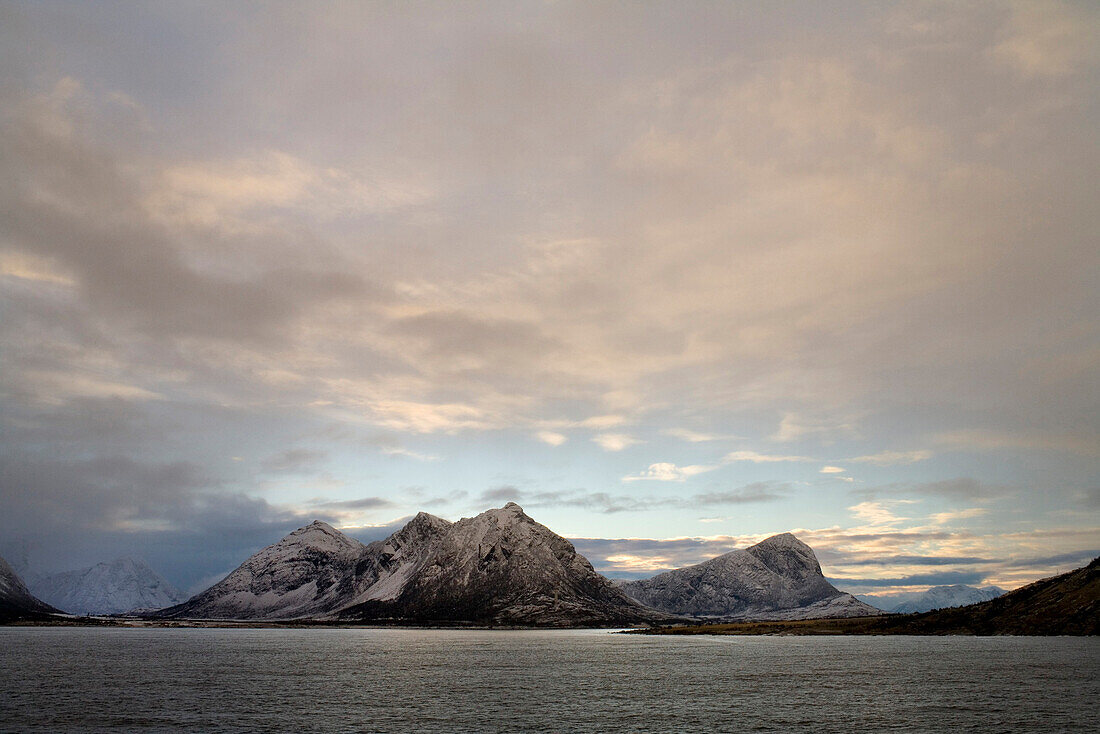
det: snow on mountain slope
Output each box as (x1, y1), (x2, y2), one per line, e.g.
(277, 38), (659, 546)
(620, 533), (882, 620)
(891, 585), (1006, 614)
(160, 520), (365, 620)
(0, 554), (58, 620)
(158, 506), (667, 625)
(339, 503), (669, 626)
(30, 557), (187, 615)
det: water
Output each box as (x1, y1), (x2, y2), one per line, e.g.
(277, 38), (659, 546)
(1, 628), (1096, 733)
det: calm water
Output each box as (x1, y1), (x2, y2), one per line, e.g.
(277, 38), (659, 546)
(0, 628), (1096, 733)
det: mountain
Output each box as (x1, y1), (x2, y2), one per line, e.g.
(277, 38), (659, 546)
(619, 533), (882, 620)
(160, 504), (669, 626)
(641, 557), (1100, 636)
(30, 557), (188, 615)
(338, 503), (665, 626)
(890, 584), (1006, 614)
(160, 520), (366, 620)
(0, 554), (58, 621)
(882, 557), (1099, 635)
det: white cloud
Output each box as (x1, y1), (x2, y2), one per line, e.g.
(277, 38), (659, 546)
(930, 507), (988, 525)
(848, 500), (914, 527)
(535, 430), (567, 446)
(664, 428), (730, 443)
(849, 450), (933, 466)
(623, 462), (715, 482)
(593, 433), (641, 452)
(771, 412), (859, 443)
(724, 450), (813, 463)
(820, 465), (846, 474)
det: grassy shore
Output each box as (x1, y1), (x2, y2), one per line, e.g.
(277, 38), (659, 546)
(624, 616), (897, 636)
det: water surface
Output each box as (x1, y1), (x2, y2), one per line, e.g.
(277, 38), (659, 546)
(1, 628), (1096, 732)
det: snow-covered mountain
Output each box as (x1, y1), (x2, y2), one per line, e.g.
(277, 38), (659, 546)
(161, 520), (366, 620)
(30, 557), (188, 615)
(161, 504), (670, 626)
(340, 503), (665, 626)
(0, 554), (57, 620)
(890, 584), (1006, 614)
(619, 533), (883, 620)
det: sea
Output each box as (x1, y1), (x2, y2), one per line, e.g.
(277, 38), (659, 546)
(1, 628), (1096, 732)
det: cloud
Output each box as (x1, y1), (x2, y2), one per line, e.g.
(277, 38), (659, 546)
(989, 0), (1100, 79)
(724, 450), (813, 463)
(622, 462), (715, 482)
(535, 431), (567, 446)
(934, 429), (1100, 458)
(309, 496), (395, 511)
(692, 482), (790, 505)
(911, 478), (1005, 500)
(848, 450), (932, 466)
(262, 448), (327, 473)
(593, 433), (641, 451)
(827, 571), (988, 589)
(2, 4), (1098, 594)
(663, 428), (733, 443)
(848, 501), (913, 527)
(930, 507), (987, 525)
(478, 481), (786, 514)
(820, 466), (846, 474)
(771, 413), (858, 443)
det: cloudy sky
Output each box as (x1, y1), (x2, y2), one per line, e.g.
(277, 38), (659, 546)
(2, 1), (1097, 598)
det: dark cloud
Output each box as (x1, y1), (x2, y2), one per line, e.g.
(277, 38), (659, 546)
(693, 482), (790, 504)
(837, 554), (995, 566)
(310, 496), (394, 511)
(1002, 550), (1099, 569)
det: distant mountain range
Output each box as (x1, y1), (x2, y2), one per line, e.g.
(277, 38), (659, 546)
(619, 533), (881, 620)
(3, 506), (1097, 633)
(162, 504), (671, 626)
(0, 555), (57, 621)
(30, 557), (188, 615)
(160, 504), (880, 625)
(866, 585), (1007, 616)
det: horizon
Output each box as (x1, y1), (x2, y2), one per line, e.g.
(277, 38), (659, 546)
(2, 2), (1098, 600)
(7, 502), (1093, 601)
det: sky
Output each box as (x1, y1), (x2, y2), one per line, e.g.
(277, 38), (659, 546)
(1, 1), (1097, 599)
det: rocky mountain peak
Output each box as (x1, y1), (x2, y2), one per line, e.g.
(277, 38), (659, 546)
(746, 532), (822, 580)
(620, 532), (879, 620)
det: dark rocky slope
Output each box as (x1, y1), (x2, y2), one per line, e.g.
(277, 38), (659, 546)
(0, 554), (59, 622)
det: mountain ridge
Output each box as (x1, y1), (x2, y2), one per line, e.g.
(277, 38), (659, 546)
(620, 533), (882, 620)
